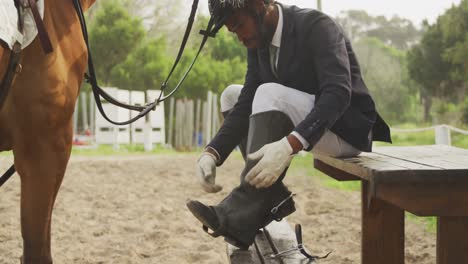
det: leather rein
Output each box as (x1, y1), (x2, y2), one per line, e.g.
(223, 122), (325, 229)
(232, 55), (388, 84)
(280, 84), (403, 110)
(1, 0), (218, 187)
(72, 0), (216, 126)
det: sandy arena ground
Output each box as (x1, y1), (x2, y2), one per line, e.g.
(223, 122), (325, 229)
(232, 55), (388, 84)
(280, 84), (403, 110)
(0, 153), (435, 263)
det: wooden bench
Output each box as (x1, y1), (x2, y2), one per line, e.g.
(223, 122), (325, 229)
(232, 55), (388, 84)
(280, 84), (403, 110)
(227, 219), (317, 264)
(313, 145), (468, 264)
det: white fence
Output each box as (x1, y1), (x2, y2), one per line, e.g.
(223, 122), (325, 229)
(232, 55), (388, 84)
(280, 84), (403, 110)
(391, 125), (468, 146)
(73, 88), (165, 149)
(166, 91), (221, 151)
(75, 90), (467, 150)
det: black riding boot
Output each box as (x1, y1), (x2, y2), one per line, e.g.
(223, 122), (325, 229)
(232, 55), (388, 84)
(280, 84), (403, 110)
(187, 111), (296, 249)
(222, 110), (247, 161)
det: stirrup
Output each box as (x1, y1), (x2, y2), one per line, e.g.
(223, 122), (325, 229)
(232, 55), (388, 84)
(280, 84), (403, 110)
(270, 193), (296, 221)
(269, 224), (332, 260)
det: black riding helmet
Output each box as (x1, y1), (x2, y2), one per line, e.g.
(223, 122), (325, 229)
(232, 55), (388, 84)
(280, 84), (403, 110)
(207, 0), (270, 37)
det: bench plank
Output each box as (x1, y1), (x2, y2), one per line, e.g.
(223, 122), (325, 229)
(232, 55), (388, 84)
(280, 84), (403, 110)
(314, 145), (468, 264)
(314, 146), (468, 184)
(374, 145), (468, 169)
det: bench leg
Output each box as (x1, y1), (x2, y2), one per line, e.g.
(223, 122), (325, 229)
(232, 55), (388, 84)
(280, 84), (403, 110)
(437, 217), (468, 264)
(361, 181), (405, 264)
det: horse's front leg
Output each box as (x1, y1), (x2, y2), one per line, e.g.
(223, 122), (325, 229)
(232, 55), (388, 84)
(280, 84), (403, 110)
(13, 109), (74, 264)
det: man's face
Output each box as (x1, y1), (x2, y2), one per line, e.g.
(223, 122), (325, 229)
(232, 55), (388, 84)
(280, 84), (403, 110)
(225, 10), (262, 49)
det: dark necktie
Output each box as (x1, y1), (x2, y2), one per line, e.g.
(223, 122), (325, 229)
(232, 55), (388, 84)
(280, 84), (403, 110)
(269, 45), (279, 78)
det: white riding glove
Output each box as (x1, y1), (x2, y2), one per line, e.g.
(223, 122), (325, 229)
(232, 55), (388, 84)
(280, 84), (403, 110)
(245, 137), (296, 189)
(196, 152), (222, 193)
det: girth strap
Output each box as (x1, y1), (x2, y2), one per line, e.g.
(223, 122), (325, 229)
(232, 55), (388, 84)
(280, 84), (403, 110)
(0, 165), (15, 187)
(0, 0), (24, 111)
(0, 43), (21, 111)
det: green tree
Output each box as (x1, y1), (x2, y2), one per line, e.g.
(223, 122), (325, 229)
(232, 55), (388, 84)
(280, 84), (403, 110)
(110, 38), (171, 91)
(88, 0), (145, 85)
(335, 10), (422, 50)
(439, 0), (468, 90)
(169, 47), (246, 100)
(354, 37), (417, 124)
(407, 22), (450, 122)
(208, 28), (245, 61)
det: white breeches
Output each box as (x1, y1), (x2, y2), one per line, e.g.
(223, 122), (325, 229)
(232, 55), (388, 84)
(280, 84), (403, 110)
(220, 83), (361, 158)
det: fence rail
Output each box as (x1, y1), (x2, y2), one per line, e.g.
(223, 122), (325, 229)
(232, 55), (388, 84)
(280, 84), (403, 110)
(391, 125), (468, 146)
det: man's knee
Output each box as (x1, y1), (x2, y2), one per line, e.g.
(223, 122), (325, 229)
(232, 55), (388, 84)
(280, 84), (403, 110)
(252, 83), (289, 114)
(220, 84), (242, 113)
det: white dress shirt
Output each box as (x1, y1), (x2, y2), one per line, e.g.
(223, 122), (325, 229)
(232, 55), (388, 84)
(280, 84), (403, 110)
(271, 4), (311, 150)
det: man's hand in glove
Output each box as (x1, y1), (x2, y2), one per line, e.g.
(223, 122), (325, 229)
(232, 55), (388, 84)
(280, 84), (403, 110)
(245, 135), (303, 188)
(196, 150), (222, 193)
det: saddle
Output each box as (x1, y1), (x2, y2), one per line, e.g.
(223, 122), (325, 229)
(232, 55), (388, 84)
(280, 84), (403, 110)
(0, 0), (50, 52)
(0, 0), (51, 111)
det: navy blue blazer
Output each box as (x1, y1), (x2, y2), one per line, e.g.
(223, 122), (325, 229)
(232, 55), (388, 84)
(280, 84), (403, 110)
(208, 4), (391, 164)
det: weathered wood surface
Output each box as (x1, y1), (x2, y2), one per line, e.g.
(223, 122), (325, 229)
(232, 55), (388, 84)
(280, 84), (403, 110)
(314, 145), (468, 216)
(227, 219), (316, 264)
(314, 145), (468, 184)
(361, 182), (405, 264)
(314, 145), (468, 264)
(437, 216), (468, 264)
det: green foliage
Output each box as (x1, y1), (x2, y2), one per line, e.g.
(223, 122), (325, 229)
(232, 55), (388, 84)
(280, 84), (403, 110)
(208, 28), (246, 61)
(87, 0), (246, 100)
(407, 0), (468, 123)
(335, 10), (429, 125)
(374, 123), (468, 149)
(439, 0), (468, 82)
(353, 37), (417, 124)
(407, 23), (451, 99)
(462, 98), (468, 124)
(167, 27), (247, 100)
(88, 0), (146, 85)
(110, 38), (171, 91)
(335, 10), (422, 50)
(71, 144), (177, 156)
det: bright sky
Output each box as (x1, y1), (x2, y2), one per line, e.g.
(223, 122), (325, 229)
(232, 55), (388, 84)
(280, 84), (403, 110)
(192, 0), (462, 27)
(281, 0), (462, 26)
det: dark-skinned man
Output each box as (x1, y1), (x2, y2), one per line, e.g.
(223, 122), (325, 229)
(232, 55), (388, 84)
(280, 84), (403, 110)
(187, 0), (392, 249)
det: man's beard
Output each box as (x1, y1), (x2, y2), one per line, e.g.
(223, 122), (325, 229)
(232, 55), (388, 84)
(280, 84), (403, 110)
(256, 10), (274, 49)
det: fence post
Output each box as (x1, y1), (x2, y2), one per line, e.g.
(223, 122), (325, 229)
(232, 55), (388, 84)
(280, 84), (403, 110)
(168, 97), (175, 147)
(113, 126), (119, 150)
(195, 99), (201, 148)
(435, 125), (451, 145)
(202, 100), (208, 146)
(212, 93), (219, 137)
(188, 100), (194, 150)
(144, 120), (153, 152)
(89, 92), (95, 136)
(206, 91), (213, 144)
(175, 99), (181, 149)
(80, 92), (89, 131)
(73, 101), (78, 136)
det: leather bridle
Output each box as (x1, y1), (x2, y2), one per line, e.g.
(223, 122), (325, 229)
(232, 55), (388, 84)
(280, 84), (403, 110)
(72, 0), (218, 126)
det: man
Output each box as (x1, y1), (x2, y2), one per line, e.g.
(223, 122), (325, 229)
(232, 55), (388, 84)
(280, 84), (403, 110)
(187, 0), (392, 249)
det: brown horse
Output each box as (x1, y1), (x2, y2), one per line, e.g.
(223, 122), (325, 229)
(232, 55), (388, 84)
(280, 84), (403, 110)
(0, 0), (96, 263)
